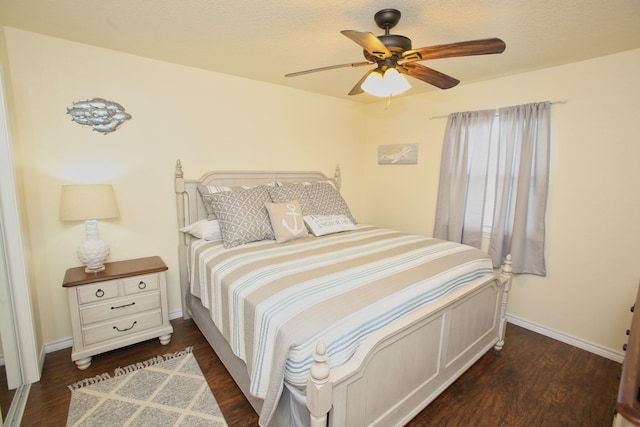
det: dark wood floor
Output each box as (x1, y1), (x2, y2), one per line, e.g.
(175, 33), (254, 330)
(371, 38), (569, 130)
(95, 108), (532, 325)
(4, 318), (622, 426)
(0, 369), (16, 422)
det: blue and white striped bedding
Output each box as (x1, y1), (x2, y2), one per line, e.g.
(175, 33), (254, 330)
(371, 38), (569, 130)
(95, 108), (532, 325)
(189, 224), (493, 425)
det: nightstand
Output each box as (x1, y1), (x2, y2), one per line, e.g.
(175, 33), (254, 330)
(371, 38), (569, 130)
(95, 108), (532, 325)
(63, 256), (173, 369)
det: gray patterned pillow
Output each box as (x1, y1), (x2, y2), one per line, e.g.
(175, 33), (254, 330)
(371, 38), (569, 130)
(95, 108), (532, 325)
(307, 182), (356, 223)
(202, 186), (275, 248)
(198, 182), (278, 220)
(197, 184), (233, 220)
(268, 184), (312, 214)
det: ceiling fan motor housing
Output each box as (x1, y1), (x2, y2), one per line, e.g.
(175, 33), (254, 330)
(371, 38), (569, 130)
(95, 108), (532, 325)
(364, 9), (412, 63)
(364, 34), (412, 63)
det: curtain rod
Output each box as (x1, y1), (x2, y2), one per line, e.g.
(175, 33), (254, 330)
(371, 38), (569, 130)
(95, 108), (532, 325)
(428, 99), (567, 120)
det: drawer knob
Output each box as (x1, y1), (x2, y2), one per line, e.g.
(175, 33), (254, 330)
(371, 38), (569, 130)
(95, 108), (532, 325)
(111, 302), (136, 310)
(95, 289), (105, 298)
(623, 343), (628, 351)
(138, 281), (147, 290)
(113, 321), (137, 332)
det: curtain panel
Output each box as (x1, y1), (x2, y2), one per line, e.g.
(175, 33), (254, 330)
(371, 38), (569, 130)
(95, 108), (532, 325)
(488, 101), (550, 275)
(433, 109), (496, 249)
(433, 102), (550, 276)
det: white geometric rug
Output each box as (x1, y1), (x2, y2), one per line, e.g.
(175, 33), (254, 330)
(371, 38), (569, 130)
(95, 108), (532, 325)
(66, 346), (227, 426)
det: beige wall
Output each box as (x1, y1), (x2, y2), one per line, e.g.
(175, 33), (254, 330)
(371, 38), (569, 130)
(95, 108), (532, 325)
(361, 48), (640, 356)
(3, 27), (366, 346)
(4, 24), (640, 359)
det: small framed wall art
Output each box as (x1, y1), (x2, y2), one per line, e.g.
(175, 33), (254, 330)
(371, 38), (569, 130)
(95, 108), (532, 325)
(378, 143), (418, 164)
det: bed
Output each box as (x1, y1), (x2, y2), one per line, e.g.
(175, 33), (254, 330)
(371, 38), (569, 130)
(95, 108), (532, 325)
(174, 160), (513, 426)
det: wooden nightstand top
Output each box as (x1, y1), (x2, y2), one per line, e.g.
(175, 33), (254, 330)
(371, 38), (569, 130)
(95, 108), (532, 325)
(62, 256), (168, 287)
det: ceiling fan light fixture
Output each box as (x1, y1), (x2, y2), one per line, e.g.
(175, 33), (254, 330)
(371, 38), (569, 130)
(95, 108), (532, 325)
(361, 68), (411, 97)
(383, 68), (411, 95)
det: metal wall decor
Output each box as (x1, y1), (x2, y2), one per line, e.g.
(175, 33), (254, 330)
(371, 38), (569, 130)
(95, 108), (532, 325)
(66, 98), (132, 134)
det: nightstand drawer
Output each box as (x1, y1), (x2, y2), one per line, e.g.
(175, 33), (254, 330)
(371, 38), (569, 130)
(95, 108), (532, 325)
(123, 273), (159, 295)
(80, 292), (161, 325)
(77, 280), (119, 304)
(83, 310), (163, 346)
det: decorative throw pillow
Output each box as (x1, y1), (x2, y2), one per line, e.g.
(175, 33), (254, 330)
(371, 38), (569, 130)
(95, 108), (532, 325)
(265, 201), (309, 243)
(179, 219), (222, 241)
(198, 182), (278, 220)
(304, 215), (356, 236)
(268, 184), (312, 214)
(197, 185), (233, 220)
(202, 186), (275, 248)
(306, 182), (356, 223)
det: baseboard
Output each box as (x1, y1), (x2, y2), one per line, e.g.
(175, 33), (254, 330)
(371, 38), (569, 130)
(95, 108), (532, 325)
(507, 315), (624, 363)
(169, 310), (184, 320)
(43, 310), (185, 354)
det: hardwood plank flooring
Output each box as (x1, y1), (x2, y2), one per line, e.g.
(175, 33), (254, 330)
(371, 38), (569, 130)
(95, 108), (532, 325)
(0, 369), (16, 422)
(5, 319), (621, 426)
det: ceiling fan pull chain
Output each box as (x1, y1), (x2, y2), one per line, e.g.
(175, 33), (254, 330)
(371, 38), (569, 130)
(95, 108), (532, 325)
(384, 95), (392, 110)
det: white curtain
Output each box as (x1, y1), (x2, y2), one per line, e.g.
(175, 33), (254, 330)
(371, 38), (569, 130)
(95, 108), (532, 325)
(488, 102), (550, 275)
(433, 109), (496, 249)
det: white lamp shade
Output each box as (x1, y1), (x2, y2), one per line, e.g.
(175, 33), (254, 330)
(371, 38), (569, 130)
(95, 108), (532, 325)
(361, 68), (411, 97)
(60, 184), (119, 221)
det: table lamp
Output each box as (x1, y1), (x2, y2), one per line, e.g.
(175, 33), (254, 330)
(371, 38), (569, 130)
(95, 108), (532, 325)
(60, 184), (119, 272)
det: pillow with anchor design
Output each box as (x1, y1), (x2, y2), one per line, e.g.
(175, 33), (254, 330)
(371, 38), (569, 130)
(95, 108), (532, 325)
(265, 200), (309, 243)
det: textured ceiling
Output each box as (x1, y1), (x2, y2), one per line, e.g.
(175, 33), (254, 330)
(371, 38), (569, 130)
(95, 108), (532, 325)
(1, 0), (639, 103)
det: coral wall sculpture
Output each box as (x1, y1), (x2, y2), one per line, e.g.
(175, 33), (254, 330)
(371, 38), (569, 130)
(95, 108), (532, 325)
(67, 98), (132, 134)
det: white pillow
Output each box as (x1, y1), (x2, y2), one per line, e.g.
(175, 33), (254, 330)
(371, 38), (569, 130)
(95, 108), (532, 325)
(179, 219), (222, 241)
(303, 215), (356, 237)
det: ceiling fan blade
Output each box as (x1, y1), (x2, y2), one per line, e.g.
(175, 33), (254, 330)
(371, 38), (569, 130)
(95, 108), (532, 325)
(285, 61), (372, 77)
(401, 38), (506, 63)
(341, 30), (392, 59)
(398, 63), (460, 89)
(348, 69), (374, 96)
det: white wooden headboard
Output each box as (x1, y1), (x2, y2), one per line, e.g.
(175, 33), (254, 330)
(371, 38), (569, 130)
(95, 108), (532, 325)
(173, 159), (341, 316)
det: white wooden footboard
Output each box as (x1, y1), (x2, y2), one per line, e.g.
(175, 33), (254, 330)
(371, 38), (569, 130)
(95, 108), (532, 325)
(308, 256), (513, 427)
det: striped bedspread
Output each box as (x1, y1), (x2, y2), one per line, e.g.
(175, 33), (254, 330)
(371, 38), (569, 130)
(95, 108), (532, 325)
(189, 224), (494, 424)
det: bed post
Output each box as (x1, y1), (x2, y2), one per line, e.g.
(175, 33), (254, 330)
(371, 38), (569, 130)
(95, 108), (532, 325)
(334, 164), (341, 190)
(494, 254), (513, 350)
(174, 159), (191, 320)
(307, 341), (332, 427)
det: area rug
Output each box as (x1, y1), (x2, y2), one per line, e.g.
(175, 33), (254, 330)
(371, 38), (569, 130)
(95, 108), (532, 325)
(66, 346), (227, 426)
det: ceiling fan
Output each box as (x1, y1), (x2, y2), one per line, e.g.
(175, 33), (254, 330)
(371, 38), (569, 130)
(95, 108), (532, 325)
(285, 8), (506, 96)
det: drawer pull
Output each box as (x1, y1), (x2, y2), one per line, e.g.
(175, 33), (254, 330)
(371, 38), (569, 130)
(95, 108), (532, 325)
(113, 321), (137, 332)
(138, 281), (147, 290)
(95, 289), (105, 298)
(111, 302), (136, 310)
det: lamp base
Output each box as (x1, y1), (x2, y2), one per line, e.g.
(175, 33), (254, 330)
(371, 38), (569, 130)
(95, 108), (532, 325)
(84, 265), (106, 274)
(77, 220), (110, 273)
